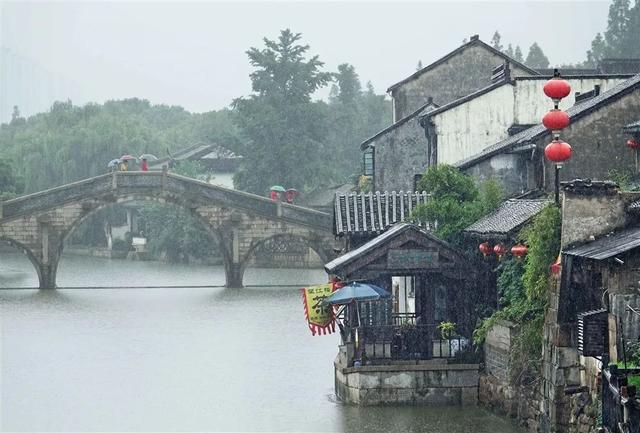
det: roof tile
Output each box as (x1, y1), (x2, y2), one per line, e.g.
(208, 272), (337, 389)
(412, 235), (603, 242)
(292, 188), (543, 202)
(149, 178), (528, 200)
(464, 199), (549, 236)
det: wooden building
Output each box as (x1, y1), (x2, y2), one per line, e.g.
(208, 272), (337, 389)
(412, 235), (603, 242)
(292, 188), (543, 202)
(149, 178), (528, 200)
(326, 223), (479, 361)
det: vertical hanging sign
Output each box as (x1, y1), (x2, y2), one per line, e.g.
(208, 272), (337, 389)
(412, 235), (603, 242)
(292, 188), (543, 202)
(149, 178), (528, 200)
(302, 283), (336, 336)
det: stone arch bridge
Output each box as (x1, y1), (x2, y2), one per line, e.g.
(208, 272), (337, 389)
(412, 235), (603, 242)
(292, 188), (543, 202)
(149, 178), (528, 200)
(0, 171), (338, 288)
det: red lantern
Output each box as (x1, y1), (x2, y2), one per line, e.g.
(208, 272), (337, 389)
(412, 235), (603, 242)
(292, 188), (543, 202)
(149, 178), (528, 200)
(545, 139), (572, 163)
(511, 244), (528, 259)
(479, 242), (492, 257)
(543, 77), (571, 101)
(542, 109), (570, 131)
(627, 138), (640, 149)
(493, 243), (507, 259)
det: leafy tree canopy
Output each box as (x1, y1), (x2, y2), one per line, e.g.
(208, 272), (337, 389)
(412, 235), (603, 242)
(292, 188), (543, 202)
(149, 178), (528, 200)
(491, 31), (503, 51)
(0, 157), (25, 199)
(233, 30), (390, 194)
(525, 42), (550, 69)
(585, 0), (640, 66)
(0, 98), (239, 193)
(246, 29), (333, 105)
(411, 165), (502, 242)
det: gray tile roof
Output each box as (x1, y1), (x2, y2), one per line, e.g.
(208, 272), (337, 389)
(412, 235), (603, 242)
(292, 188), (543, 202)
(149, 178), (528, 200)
(564, 226), (640, 260)
(302, 183), (354, 208)
(387, 37), (540, 93)
(149, 142), (241, 169)
(464, 199), (549, 237)
(456, 73), (640, 169)
(326, 223), (415, 272)
(326, 223), (454, 274)
(418, 79), (512, 122)
(334, 191), (429, 236)
(360, 101), (438, 150)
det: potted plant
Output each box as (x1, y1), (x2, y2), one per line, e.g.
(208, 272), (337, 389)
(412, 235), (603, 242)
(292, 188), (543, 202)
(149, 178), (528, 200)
(434, 321), (457, 358)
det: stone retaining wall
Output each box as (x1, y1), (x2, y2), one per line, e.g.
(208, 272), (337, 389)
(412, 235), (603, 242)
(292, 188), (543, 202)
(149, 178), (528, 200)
(480, 321), (543, 432)
(479, 373), (542, 431)
(335, 360), (479, 406)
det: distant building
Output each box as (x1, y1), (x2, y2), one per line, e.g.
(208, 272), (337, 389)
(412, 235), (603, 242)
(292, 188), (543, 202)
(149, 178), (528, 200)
(420, 73), (632, 171)
(298, 183), (354, 214)
(458, 74), (640, 197)
(362, 35), (539, 193)
(366, 67), (633, 193)
(149, 142), (242, 189)
(387, 34), (539, 121)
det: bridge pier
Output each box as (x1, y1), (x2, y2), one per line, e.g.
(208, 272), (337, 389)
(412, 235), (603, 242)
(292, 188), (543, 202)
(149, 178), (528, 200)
(225, 262), (244, 288)
(38, 263), (57, 289)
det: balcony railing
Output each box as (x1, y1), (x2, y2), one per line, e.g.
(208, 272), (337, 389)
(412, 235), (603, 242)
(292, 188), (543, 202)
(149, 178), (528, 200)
(354, 323), (473, 362)
(602, 366), (640, 433)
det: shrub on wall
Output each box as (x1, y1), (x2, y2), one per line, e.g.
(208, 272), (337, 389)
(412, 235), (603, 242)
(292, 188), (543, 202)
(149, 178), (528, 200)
(473, 204), (561, 383)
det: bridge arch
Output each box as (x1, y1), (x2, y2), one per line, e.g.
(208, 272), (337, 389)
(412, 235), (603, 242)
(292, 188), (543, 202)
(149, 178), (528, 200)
(57, 195), (227, 287)
(0, 172), (338, 289)
(230, 233), (333, 287)
(0, 236), (45, 287)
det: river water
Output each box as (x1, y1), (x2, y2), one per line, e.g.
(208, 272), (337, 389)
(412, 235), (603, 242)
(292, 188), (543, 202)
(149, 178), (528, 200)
(0, 252), (524, 432)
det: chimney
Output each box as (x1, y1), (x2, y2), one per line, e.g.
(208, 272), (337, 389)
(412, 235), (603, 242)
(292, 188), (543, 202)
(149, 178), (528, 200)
(470, 34), (479, 41)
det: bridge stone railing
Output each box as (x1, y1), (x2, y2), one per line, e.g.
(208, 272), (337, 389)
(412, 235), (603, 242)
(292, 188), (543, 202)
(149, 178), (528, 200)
(1, 171), (333, 231)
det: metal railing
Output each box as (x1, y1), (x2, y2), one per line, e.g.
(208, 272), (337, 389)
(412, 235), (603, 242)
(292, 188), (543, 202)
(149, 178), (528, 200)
(602, 366), (640, 433)
(354, 323), (472, 362)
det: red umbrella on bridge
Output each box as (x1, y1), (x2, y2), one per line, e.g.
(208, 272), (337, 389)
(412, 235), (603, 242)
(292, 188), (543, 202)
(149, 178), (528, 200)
(120, 154), (137, 161)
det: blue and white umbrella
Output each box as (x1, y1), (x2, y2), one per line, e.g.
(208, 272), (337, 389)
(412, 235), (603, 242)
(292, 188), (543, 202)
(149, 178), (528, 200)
(322, 282), (391, 306)
(107, 158), (121, 168)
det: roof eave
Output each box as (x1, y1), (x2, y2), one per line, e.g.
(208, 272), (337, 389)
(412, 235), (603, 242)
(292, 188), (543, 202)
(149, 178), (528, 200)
(386, 39), (539, 93)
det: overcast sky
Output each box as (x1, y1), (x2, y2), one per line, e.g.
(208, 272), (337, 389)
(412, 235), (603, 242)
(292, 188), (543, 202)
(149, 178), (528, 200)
(1, 1), (610, 114)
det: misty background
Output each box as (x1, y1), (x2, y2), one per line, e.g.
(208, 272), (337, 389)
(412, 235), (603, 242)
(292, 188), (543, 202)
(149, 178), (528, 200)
(1, 1), (610, 123)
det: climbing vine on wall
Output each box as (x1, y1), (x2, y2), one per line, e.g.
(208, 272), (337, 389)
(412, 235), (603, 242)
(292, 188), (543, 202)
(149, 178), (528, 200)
(473, 204), (561, 383)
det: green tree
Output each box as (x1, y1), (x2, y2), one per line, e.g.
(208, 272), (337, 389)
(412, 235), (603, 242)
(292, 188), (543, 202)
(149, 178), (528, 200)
(604, 0), (631, 57)
(620, 0), (640, 57)
(334, 63), (361, 105)
(514, 46), (524, 63)
(525, 42), (550, 68)
(410, 165), (502, 242)
(583, 0), (640, 66)
(505, 44), (514, 58)
(232, 29), (333, 194)
(491, 31), (503, 51)
(10, 106), (21, 123)
(0, 98), (237, 193)
(245, 29), (332, 105)
(585, 33), (607, 67)
(0, 157), (25, 199)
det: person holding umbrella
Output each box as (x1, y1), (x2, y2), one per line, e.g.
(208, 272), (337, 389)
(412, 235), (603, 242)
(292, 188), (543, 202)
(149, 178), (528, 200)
(119, 154), (136, 171)
(269, 185), (285, 201)
(107, 159), (121, 173)
(285, 188), (299, 204)
(138, 154), (158, 172)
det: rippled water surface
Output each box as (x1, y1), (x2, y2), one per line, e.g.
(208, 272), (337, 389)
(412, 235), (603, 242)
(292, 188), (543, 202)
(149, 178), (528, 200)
(0, 252), (524, 432)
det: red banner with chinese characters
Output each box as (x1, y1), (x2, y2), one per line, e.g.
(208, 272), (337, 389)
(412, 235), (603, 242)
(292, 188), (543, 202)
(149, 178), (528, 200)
(302, 283), (336, 336)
